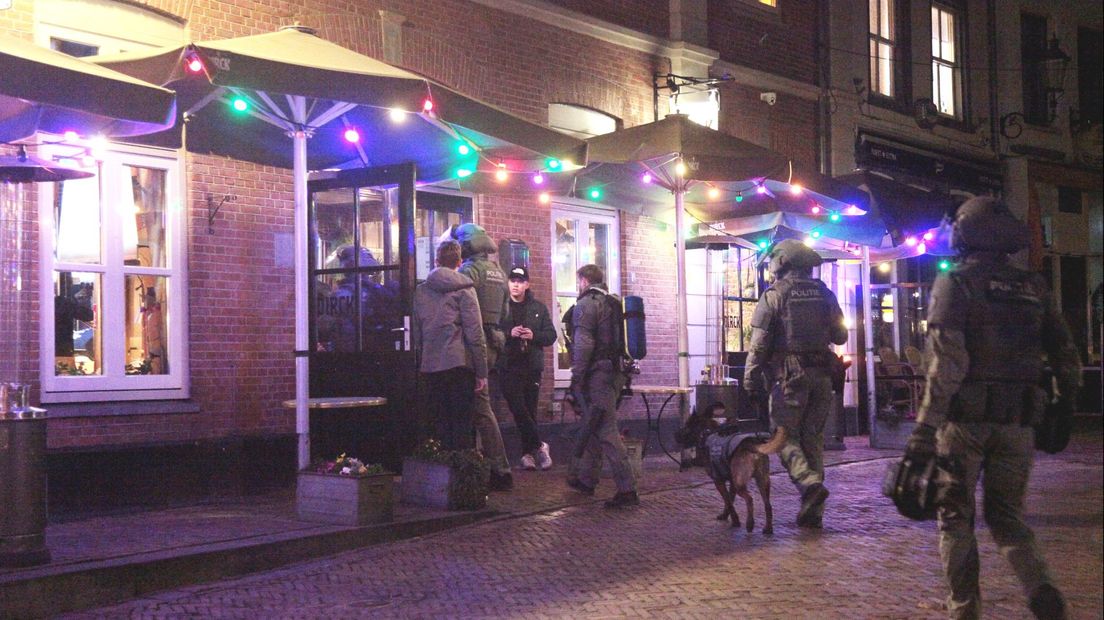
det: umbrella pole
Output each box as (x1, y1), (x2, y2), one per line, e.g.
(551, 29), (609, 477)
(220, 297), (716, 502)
(860, 245), (877, 445)
(674, 189), (690, 390)
(293, 129), (310, 471)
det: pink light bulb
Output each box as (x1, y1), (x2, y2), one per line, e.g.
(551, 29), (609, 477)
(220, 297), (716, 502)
(343, 128), (360, 143)
(923, 232), (934, 241)
(641, 172), (653, 184)
(756, 185), (767, 195)
(533, 173), (545, 185)
(905, 236), (918, 247)
(811, 205), (821, 214)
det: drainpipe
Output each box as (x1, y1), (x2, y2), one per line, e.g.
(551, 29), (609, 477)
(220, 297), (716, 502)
(987, 0), (1000, 156)
(817, 0), (833, 174)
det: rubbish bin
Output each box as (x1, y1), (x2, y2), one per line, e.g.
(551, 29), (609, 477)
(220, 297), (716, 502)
(0, 400), (50, 568)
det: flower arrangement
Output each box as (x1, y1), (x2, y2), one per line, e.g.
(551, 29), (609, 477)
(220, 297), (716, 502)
(309, 453), (390, 477)
(410, 439), (489, 510)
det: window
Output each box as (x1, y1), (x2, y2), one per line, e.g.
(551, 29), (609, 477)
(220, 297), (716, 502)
(869, 0), (897, 98)
(39, 145), (187, 402)
(931, 5), (962, 118)
(1058, 186), (1083, 214)
(1020, 13), (1050, 126)
(550, 205), (620, 385)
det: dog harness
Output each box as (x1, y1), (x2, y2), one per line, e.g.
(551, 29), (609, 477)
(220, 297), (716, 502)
(704, 431), (770, 483)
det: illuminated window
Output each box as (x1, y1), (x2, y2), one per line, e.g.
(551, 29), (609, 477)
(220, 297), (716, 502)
(869, 0), (897, 97)
(932, 5), (962, 117)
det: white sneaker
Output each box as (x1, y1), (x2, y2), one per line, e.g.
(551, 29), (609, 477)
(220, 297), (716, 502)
(520, 453), (537, 471)
(536, 442), (553, 470)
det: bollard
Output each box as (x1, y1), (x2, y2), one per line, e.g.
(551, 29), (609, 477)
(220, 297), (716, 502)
(0, 400), (51, 568)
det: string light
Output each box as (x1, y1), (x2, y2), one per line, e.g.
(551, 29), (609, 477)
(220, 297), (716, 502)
(675, 160), (687, 177)
(844, 204), (865, 215)
(790, 184), (804, 196)
(63, 130), (79, 142)
(916, 243), (927, 254)
(810, 230), (822, 239)
(829, 212), (841, 222)
(456, 168), (473, 178)
(495, 165), (508, 182)
(533, 173), (545, 185)
(756, 184), (767, 195)
(938, 259), (951, 271)
(923, 232), (934, 241)
(905, 236), (918, 247)
(588, 188), (602, 200)
(538, 192), (550, 204)
(641, 172), (653, 184)
(388, 108), (406, 123)
(422, 98), (434, 113)
(707, 186), (720, 199)
(457, 144), (471, 155)
(878, 262), (892, 273)
(757, 239), (769, 250)
(343, 128), (360, 143)
(546, 158), (561, 170)
(231, 97), (249, 112)
(811, 205), (821, 214)
(735, 194), (744, 203)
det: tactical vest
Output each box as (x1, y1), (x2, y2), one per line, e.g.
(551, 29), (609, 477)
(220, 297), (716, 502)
(772, 277), (833, 355)
(461, 257), (508, 325)
(582, 289), (621, 366)
(943, 264), (1046, 383)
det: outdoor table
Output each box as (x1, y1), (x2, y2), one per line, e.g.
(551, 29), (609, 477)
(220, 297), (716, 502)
(631, 385), (692, 465)
(281, 397), (387, 409)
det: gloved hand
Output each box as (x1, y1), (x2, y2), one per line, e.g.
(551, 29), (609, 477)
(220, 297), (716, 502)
(904, 423), (937, 460)
(563, 389), (581, 415)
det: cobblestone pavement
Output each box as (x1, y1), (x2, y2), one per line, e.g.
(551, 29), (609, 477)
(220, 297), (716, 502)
(62, 436), (1102, 620)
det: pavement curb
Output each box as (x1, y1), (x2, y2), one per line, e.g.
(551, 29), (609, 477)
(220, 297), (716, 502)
(0, 510), (497, 618)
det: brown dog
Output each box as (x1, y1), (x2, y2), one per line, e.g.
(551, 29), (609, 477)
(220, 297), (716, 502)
(676, 408), (786, 534)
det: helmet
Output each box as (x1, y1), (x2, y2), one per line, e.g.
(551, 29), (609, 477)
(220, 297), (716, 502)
(449, 223), (497, 259)
(951, 196), (1029, 254)
(767, 239), (823, 276)
(881, 455), (940, 521)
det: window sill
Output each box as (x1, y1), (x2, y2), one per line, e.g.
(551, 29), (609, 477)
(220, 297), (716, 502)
(43, 399), (201, 419)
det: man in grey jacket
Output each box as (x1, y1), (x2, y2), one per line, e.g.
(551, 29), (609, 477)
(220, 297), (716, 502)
(412, 240), (488, 450)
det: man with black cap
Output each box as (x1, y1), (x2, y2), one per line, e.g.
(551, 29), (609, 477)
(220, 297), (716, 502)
(498, 266), (558, 470)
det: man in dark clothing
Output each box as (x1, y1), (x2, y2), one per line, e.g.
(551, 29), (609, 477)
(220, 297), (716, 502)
(498, 266), (558, 470)
(451, 223), (513, 490)
(744, 239), (847, 528)
(904, 197), (1081, 620)
(566, 264), (638, 508)
(412, 240), (488, 451)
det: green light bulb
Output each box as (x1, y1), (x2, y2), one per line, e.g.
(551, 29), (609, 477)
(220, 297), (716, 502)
(457, 144), (471, 156)
(757, 240), (768, 249)
(938, 260), (951, 271)
(231, 98), (248, 112)
(456, 168), (473, 178)
(735, 195), (744, 203)
(829, 212), (841, 222)
(811, 230), (822, 239)
(547, 159), (561, 170)
(588, 188), (601, 200)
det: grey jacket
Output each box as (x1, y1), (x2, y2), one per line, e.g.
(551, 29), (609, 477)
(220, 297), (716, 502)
(570, 283), (615, 383)
(412, 267), (488, 378)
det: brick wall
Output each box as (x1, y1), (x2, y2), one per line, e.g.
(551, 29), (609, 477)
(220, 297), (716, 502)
(708, 0), (820, 84)
(7, 0), (820, 451)
(543, 0), (669, 39)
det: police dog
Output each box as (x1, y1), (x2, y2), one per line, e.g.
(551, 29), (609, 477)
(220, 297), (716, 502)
(676, 406), (786, 534)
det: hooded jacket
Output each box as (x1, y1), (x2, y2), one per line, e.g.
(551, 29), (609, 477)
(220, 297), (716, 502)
(412, 266), (488, 378)
(497, 289), (558, 374)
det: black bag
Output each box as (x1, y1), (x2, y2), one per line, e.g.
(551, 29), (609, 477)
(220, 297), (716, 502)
(882, 455), (940, 521)
(1034, 397), (1073, 454)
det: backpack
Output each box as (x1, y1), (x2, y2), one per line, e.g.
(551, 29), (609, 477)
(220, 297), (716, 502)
(564, 291), (634, 374)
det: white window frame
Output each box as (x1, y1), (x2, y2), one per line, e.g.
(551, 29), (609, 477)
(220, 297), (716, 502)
(550, 201), (621, 386)
(931, 4), (963, 118)
(38, 143), (189, 402)
(869, 0), (897, 98)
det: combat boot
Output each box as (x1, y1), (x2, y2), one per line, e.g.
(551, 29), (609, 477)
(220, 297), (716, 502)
(604, 491), (639, 509)
(488, 471), (514, 491)
(797, 482), (829, 527)
(1028, 583), (1068, 620)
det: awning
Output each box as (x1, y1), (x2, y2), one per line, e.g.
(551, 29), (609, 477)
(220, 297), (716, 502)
(837, 170), (960, 246)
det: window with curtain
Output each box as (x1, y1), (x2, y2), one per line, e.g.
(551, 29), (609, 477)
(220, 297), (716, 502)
(931, 4), (962, 118)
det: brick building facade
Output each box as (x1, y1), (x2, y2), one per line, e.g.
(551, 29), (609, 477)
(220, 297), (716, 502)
(1, 0), (824, 509)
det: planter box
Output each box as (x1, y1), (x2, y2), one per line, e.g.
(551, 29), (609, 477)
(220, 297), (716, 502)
(296, 472), (394, 526)
(401, 457), (486, 511)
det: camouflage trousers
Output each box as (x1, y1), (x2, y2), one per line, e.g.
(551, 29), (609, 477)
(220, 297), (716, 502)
(569, 367), (636, 494)
(936, 422), (1057, 620)
(769, 365), (833, 519)
(473, 348), (510, 475)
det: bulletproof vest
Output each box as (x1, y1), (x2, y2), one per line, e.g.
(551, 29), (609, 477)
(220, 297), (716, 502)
(772, 277), (833, 354)
(584, 289), (621, 364)
(946, 263), (1046, 383)
(461, 257), (508, 325)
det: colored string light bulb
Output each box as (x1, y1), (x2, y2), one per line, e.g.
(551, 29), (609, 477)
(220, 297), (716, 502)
(905, 236), (918, 247)
(388, 108), (406, 123)
(810, 230), (822, 239)
(938, 259), (951, 271)
(708, 187), (720, 199)
(495, 165), (509, 182)
(675, 161), (687, 177)
(756, 184), (767, 195)
(422, 98), (434, 112)
(757, 239), (769, 250)
(457, 144), (471, 156)
(63, 130), (79, 142)
(923, 232), (934, 241)
(735, 194), (744, 203)
(456, 168), (473, 178)
(790, 184), (804, 196)
(533, 173), (545, 185)
(811, 205), (821, 214)
(641, 172), (653, 184)
(538, 192), (550, 204)
(231, 97), (249, 112)
(588, 188), (602, 200)
(829, 212), (841, 222)
(343, 128), (360, 143)
(186, 56), (204, 73)
(546, 159), (561, 170)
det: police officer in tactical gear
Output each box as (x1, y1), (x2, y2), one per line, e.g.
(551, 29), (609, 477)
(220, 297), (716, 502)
(904, 196), (1081, 620)
(565, 264), (639, 508)
(743, 239), (847, 528)
(450, 223), (514, 491)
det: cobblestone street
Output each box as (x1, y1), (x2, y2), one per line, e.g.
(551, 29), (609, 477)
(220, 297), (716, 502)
(62, 439), (1102, 619)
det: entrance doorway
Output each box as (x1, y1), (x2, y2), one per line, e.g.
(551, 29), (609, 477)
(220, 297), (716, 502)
(306, 164), (472, 468)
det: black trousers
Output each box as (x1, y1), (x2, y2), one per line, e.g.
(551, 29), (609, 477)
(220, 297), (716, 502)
(422, 367), (476, 451)
(500, 369), (543, 455)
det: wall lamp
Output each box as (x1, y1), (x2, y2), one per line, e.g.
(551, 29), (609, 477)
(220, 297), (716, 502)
(1000, 35), (1070, 139)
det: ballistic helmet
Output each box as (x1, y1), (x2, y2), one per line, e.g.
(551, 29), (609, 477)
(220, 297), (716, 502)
(767, 239), (823, 277)
(449, 223), (497, 259)
(951, 196), (1029, 255)
(881, 455), (940, 521)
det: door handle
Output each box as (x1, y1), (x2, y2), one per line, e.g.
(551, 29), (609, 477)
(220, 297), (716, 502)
(397, 316), (411, 350)
(390, 327), (408, 332)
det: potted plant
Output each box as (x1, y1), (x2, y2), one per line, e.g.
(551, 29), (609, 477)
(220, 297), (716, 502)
(401, 439), (489, 511)
(296, 454), (394, 526)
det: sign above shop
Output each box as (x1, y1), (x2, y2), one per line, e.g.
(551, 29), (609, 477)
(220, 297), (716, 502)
(855, 133), (1002, 195)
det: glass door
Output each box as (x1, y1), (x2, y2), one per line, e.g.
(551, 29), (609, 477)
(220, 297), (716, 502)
(550, 205), (620, 385)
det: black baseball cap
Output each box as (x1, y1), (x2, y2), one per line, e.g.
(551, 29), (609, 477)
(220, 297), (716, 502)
(508, 266), (529, 281)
